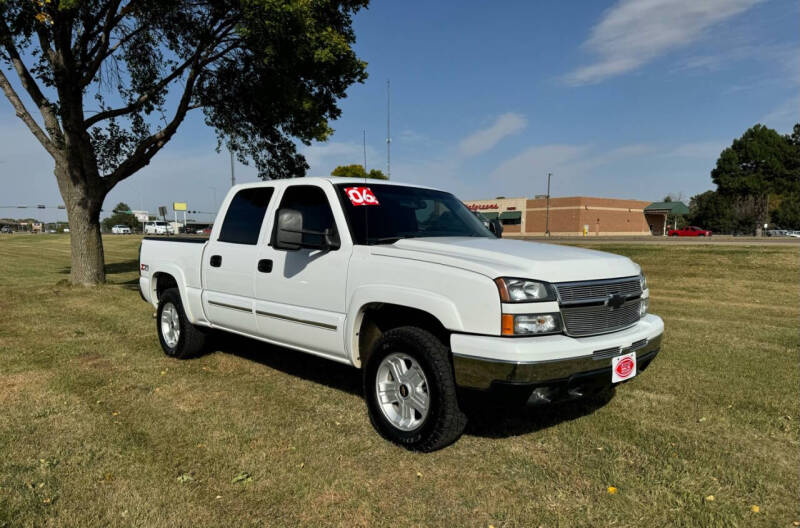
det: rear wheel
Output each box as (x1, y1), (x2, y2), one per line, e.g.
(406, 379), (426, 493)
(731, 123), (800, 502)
(157, 288), (206, 359)
(364, 326), (467, 452)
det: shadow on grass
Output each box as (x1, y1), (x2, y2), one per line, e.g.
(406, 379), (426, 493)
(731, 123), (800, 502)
(57, 260), (142, 289)
(204, 331), (612, 440)
(105, 259), (140, 275)
(208, 332), (362, 397)
(58, 259), (140, 276)
(461, 388), (615, 439)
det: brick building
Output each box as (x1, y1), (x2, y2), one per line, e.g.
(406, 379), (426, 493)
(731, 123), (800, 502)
(465, 196), (654, 236)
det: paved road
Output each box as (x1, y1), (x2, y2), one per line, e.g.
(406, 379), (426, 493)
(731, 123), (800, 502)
(508, 235), (800, 246)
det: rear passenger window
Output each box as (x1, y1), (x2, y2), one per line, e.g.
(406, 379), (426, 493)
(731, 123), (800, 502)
(218, 187), (274, 244)
(275, 186), (337, 248)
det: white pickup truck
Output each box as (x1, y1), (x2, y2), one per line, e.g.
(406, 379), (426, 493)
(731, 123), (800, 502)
(139, 177), (663, 451)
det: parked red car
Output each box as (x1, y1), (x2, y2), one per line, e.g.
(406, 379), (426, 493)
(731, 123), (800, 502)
(668, 226), (712, 237)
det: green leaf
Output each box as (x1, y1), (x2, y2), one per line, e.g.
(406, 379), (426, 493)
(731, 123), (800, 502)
(231, 472), (252, 484)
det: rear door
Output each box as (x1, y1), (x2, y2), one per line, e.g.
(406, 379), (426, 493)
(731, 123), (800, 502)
(253, 183), (352, 359)
(202, 186), (274, 335)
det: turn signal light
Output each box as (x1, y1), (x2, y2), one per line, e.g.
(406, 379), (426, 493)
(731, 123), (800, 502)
(501, 314), (515, 335)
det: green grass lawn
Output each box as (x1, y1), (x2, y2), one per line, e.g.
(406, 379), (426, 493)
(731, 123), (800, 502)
(0, 234), (797, 527)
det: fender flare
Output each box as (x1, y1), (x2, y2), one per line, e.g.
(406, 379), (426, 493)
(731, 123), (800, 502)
(345, 284), (463, 367)
(149, 265), (198, 323)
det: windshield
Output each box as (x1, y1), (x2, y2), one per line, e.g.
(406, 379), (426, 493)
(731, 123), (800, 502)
(335, 183), (494, 245)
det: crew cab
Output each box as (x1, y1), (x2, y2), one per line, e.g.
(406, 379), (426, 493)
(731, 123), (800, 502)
(139, 178), (664, 451)
(668, 226), (711, 236)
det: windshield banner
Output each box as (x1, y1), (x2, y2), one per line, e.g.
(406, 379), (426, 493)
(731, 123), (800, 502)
(344, 187), (380, 206)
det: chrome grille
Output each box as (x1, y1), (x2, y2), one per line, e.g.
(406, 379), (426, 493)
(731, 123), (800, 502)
(561, 299), (641, 337)
(556, 277), (641, 305)
(593, 346), (621, 360)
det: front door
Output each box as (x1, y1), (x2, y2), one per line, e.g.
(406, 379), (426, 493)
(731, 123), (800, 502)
(202, 186), (274, 335)
(253, 184), (352, 359)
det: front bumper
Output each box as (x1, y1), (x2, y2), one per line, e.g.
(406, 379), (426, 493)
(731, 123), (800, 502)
(451, 314), (664, 390)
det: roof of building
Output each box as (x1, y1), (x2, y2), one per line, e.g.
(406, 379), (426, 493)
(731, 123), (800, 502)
(645, 201), (689, 215)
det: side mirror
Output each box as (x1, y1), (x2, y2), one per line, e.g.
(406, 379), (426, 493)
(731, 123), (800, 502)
(489, 219), (504, 238)
(275, 208), (340, 251)
(275, 208), (303, 250)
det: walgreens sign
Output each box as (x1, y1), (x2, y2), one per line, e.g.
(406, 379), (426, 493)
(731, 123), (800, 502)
(466, 203), (498, 210)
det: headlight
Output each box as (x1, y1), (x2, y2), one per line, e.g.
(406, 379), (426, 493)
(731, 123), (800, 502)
(639, 273), (647, 292)
(495, 277), (556, 302)
(501, 313), (562, 335)
(639, 297), (649, 317)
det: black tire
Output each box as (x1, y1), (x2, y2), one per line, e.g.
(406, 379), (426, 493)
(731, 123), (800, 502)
(363, 326), (467, 452)
(156, 288), (206, 359)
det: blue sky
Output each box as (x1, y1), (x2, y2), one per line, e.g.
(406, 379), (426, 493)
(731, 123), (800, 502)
(1, 0), (798, 222)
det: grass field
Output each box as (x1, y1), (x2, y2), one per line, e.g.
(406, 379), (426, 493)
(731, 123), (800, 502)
(0, 234), (797, 527)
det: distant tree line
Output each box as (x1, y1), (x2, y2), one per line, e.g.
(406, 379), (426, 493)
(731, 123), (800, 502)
(101, 203), (139, 232)
(688, 124), (800, 235)
(331, 164), (388, 180)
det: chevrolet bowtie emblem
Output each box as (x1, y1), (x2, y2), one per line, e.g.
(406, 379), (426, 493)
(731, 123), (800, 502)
(605, 293), (626, 310)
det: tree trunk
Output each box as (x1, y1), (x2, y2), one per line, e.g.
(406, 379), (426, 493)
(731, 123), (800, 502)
(55, 163), (107, 285)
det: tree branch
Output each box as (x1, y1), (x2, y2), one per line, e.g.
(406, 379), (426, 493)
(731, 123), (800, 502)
(84, 51), (198, 128)
(0, 20), (62, 141)
(83, 18), (237, 128)
(81, 0), (126, 87)
(0, 69), (60, 159)
(102, 67), (200, 190)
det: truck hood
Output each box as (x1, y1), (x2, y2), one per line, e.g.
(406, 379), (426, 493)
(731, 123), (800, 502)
(370, 237), (641, 283)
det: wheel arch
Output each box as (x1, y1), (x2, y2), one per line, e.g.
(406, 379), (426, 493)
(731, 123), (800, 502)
(149, 265), (197, 323)
(347, 295), (457, 368)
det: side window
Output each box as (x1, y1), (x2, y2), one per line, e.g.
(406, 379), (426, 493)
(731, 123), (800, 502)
(218, 187), (274, 244)
(275, 186), (337, 247)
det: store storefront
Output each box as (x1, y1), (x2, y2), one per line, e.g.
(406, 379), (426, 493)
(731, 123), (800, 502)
(465, 196), (654, 236)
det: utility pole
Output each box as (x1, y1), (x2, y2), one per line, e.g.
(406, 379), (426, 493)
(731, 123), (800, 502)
(386, 79), (391, 179)
(545, 172), (551, 237)
(229, 149), (236, 187)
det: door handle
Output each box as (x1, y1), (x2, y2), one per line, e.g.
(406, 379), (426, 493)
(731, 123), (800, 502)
(210, 255), (222, 267)
(257, 259), (273, 273)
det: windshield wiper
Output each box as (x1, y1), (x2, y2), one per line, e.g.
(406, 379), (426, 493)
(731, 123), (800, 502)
(368, 236), (406, 244)
(368, 234), (421, 244)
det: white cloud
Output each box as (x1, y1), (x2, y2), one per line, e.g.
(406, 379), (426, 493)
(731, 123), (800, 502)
(761, 95), (800, 132)
(398, 129), (428, 144)
(564, 0), (764, 86)
(458, 113), (527, 156)
(671, 141), (727, 159)
(489, 144), (589, 182)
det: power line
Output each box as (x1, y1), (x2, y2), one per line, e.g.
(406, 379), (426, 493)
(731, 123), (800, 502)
(0, 205), (65, 209)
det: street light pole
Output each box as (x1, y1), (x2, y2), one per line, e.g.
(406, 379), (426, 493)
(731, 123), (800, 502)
(545, 172), (551, 237)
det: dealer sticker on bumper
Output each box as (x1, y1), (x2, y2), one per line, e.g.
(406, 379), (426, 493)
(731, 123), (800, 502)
(611, 351), (637, 383)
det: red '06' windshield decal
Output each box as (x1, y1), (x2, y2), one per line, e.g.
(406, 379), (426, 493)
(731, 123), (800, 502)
(344, 187), (379, 206)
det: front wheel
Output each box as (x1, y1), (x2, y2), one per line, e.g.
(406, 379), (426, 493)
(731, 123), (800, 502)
(364, 327), (467, 452)
(157, 288), (206, 359)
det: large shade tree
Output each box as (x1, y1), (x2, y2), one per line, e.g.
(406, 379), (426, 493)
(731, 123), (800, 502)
(0, 0), (367, 284)
(711, 124), (797, 236)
